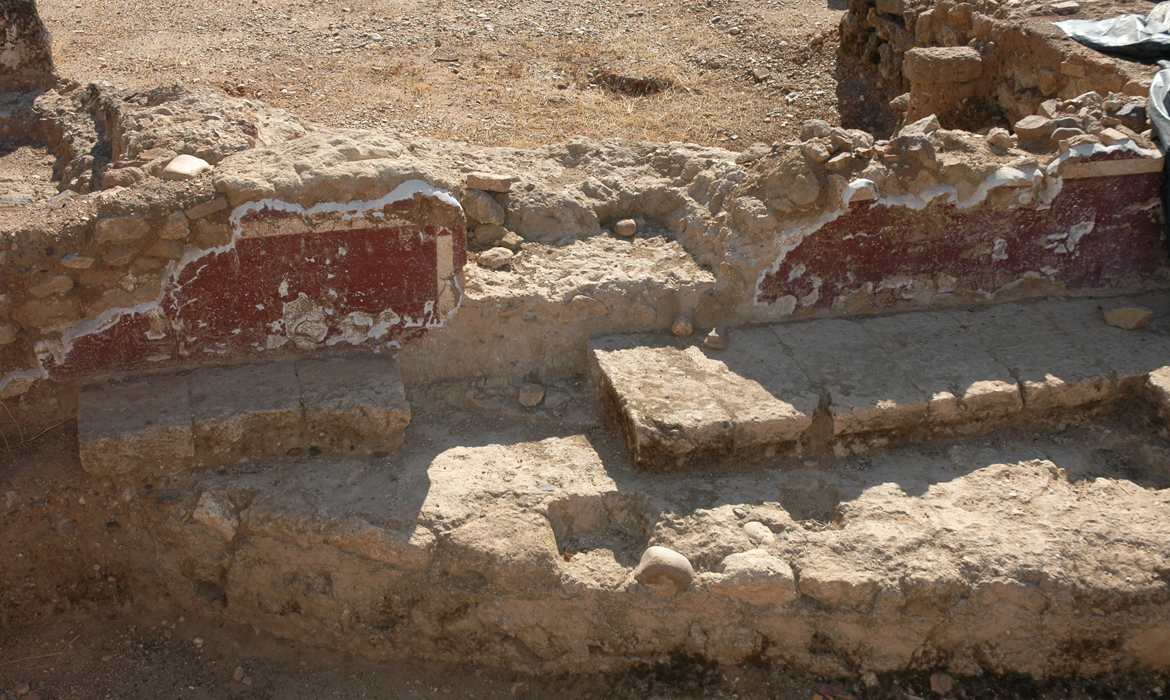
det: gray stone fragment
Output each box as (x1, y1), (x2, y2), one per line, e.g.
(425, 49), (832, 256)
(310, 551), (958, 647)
(463, 189), (505, 225)
(518, 383), (545, 407)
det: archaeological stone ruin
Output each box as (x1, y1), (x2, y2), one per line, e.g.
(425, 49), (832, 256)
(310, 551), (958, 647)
(1, 0), (1170, 682)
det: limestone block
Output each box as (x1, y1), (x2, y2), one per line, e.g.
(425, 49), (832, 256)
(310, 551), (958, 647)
(94, 215), (149, 245)
(589, 330), (818, 470)
(465, 171), (516, 192)
(710, 549), (797, 607)
(903, 47), (983, 85)
(952, 304), (1114, 411)
(188, 361), (306, 465)
(295, 356), (410, 455)
(775, 319), (930, 436)
(442, 509), (562, 588)
(860, 312), (1022, 425)
(462, 189), (505, 226)
(78, 374), (195, 476)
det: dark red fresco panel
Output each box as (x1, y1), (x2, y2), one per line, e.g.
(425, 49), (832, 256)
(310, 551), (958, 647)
(45, 224), (453, 380)
(758, 172), (1166, 308)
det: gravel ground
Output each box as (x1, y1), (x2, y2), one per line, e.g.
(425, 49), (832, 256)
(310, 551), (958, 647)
(38, 0), (847, 149)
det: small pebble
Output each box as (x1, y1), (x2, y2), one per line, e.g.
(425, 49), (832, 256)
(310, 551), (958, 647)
(671, 313), (694, 337)
(614, 218), (637, 237)
(931, 672), (956, 695)
(518, 382), (545, 407)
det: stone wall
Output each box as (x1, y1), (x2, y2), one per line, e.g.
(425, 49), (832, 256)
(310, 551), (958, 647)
(0, 0), (53, 92)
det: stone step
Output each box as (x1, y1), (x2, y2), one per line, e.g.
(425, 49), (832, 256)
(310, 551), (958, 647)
(78, 355), (410, 477)
(590, 293), (1170, 470)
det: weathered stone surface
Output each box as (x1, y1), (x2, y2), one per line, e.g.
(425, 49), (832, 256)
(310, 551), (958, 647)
(28, 274), (73, 299)
(78, 374), (195, 476)
(158, 210), (190, 240)
(184, 196), (229, 220)
(1014, 115), (1059, 150)
(472, 223), (508, 245)
(903, 47), (983, 84)
(953, 304), (1114, 411)
(614, 218), (637, 237)
(776, 319), (929, 436)
(193, 491), (239, 541)
(478, 247), (514, 269)
(518, 382), (545, 407)
(710, 549), (797, 607)
(94, 215), (149, 245)
(1038, 298), (1170, 385)
(462, 189), (505, 225)
(634, 545), (694, 590)
(161, 154), (213, 180)
(443, 509), (562, 588)
(0, 0), (55, 91)
(1146, 366), (1170, 424)
(296, 356), (410, 455)
(590, 330), (818, 469)
(188, 361), (306, 465)
(860, 312), (1022, 424)
(465, 171), (516, 192)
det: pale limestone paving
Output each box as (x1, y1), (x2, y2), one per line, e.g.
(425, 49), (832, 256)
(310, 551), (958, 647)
(773, 318), (931, 436)
(1037, 297), (1170, 387)
(295, 356), (411, 454)
(77, 374), (195, 476)
(859, 311), (1022, 424)
(188, 361), (306, 464)
(950, 303), (1115, 412)
(589, 331), (818, 469)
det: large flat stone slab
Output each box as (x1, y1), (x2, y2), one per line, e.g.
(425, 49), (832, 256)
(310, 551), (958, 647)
(1036, 297), (1170, 387)
(859, 311), (1023, 424)
(950, 304), (1115, 412)
(188, 361), (308, 464)
(589, 331), (818, 470)
(296, 356), (410, 455)
(772, 318), (931, 437)
(78, 374), (195, 477)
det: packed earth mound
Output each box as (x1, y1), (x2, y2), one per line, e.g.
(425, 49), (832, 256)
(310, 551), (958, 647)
(2, 0), (1170, 695)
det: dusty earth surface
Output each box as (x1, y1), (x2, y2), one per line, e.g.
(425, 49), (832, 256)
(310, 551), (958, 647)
(36, 0), (844, 148)
(0, 614), (1166, 700)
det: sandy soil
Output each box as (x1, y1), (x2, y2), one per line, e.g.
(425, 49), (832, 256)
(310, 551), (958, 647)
(1, 609), (1167, 700)
(37, 0), (847, 149)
